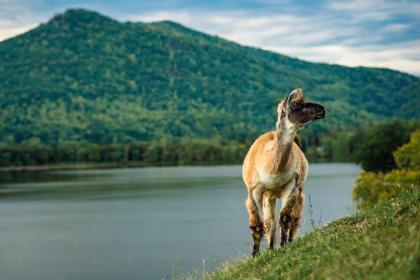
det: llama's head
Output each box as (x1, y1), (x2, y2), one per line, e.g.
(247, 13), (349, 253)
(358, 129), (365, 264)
(276, 88), (325, 130)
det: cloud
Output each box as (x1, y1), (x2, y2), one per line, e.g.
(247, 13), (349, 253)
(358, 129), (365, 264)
(0, 22), (38, 41)
(382, 23), (410, 33)
(328, 0), (420, 22)
(268, 41), (420, 74)
(0, 0), (48, 41)
(328, 0), (381, 11)
(129, 10), (340, 46)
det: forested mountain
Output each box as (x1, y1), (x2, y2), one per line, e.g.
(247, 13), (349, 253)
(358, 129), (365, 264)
(0, 9), (419, 148)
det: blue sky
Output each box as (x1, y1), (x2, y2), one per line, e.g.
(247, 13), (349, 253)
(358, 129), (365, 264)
(1, 0), (419, 75)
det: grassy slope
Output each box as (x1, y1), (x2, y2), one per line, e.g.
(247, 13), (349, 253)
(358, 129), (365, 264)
(208, 189), (420, 280)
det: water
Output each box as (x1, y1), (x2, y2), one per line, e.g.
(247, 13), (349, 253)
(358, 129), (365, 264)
(0, 163), (360, 280)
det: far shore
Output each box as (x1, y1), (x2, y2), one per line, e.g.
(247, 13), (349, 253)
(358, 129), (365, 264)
(0, 159), (345, 172)
(0, 161), (240, 172)
(0, 162), (149, 172)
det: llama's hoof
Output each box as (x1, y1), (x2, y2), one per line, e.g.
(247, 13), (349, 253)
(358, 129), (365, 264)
(252, 250), (260, 257)
(252, 244), (260, 257)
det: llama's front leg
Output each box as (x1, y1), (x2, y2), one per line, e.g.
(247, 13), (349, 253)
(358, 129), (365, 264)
(279, 187), (301, 246)
(262, 193), (276, 249)
(246, 189), (263, 257)
(288, 191), (304, 242)
(288, 172), (306, 243)
(279, 209), (291, 246)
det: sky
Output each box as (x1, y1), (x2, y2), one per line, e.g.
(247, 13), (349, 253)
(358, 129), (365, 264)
(1, 0), (419, 76)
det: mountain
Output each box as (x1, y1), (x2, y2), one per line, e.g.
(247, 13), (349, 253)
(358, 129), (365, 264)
(0, 8), (419, 146)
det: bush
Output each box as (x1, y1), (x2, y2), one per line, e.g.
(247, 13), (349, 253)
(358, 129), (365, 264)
(353, 169), (420, 210)
(353, 129), (420, 209)
(394, 130), (420, 169)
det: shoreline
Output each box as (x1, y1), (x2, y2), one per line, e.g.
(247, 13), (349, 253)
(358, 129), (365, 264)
(0, 162), (149, 172)
(0, 160), (352, 172)
(0, 161), (241, 172)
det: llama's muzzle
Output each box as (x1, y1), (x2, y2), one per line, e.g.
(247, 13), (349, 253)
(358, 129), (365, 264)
(315, 108), (326, 119)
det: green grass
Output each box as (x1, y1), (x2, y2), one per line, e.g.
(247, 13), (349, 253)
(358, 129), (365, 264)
(208, 189), (420, 280)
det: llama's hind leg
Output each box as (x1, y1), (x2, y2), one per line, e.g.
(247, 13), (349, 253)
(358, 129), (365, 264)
(246, 189), (263, 257)
(262, 193), (277, 249)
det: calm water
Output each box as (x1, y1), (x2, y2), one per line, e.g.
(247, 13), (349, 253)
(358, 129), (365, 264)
(0, 163), (360, 280)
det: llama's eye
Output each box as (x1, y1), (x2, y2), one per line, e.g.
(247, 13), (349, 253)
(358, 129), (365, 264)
(292, 103), (303, 111)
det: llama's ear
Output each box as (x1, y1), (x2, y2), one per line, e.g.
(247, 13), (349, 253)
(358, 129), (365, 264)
(287, 88), (304, 104)
(277, 100), (286, 113)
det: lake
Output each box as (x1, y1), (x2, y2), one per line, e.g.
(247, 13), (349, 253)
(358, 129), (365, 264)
(0, 163), (360, 280)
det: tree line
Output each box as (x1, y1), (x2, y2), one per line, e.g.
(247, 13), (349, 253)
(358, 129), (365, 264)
(0, 138), (248, 167)
(1, 121), (418, 167)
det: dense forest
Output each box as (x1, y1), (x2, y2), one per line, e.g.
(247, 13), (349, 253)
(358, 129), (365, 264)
(0, 9), (419, 167)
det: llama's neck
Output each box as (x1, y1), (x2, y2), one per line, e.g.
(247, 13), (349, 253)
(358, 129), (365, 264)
(273, 118), (297, 172)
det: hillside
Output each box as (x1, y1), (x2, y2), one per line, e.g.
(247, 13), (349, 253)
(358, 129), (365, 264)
(0, 8), (419, 146)
(208, 189), (420, 280)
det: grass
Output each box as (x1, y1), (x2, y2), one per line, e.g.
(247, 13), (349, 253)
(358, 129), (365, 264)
(207, 189), (420, 280)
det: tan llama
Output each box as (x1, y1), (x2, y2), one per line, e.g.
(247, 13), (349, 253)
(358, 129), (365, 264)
(243, 88), (325, 256)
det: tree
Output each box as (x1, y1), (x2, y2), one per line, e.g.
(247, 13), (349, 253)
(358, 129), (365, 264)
(353, 130), (420, 209)
(394, 130), (420, 169)
(352, 121), (413, 172)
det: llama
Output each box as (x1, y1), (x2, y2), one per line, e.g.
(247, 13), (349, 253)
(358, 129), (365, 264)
(242, 88), (325, 256)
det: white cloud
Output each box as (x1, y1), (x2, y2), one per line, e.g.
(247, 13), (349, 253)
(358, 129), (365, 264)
(328, 0), (420, 20)
(130, 10), (339, 46)
(268, 42), (420, 75)
(328, 0), (382, 11)
(0, 0), (47, 41)
(382, 23), (410, 33)
(0, 22), (38, 41)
